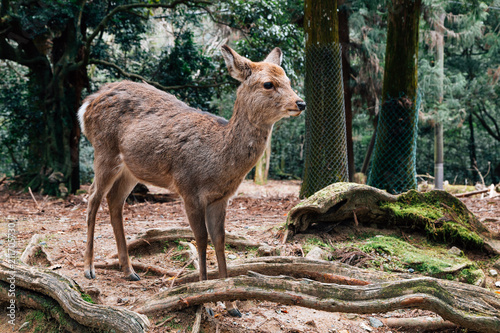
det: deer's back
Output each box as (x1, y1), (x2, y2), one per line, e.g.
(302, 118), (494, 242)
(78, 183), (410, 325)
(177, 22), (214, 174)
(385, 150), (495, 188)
(82, 81), (233, 195)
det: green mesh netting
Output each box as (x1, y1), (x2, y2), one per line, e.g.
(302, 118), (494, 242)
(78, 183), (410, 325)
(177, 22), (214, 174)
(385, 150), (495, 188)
(367, 94), (420, 194)
(300, 42), (349, 198)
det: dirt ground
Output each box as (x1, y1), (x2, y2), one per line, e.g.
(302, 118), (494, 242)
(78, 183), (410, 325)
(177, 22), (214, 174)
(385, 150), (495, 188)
(1, 180), (499, 333)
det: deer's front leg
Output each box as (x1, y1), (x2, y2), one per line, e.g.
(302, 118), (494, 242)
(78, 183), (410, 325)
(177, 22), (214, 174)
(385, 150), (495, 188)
(206, 199), (242, 318)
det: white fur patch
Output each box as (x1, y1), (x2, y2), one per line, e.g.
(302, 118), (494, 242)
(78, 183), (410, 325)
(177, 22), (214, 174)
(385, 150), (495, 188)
(78, 101), (89, 135)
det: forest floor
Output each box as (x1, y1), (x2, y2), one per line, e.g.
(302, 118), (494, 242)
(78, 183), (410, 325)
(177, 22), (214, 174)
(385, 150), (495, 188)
(1, 180), (499, 333)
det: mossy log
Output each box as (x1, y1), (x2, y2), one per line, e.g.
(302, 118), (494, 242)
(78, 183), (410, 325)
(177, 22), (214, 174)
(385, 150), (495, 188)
(135, 270), (500, 333)
(0, 261), (150, 332)
(285, 182), (495, 251)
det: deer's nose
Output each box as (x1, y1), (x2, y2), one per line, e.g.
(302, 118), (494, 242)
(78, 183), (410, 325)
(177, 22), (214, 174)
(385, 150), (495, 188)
(296, 100), (306, 111)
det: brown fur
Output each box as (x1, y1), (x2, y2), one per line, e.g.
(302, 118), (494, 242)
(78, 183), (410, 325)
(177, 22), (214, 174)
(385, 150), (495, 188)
(79, 45), (304, 314)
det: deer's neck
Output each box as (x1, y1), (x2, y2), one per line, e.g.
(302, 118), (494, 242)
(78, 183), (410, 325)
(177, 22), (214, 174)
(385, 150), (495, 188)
(224, 103), (273, 173)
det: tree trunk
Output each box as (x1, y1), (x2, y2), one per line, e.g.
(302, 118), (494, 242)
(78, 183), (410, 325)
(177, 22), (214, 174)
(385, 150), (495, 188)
(367, 0), (422, 194)
(254, 132), (272, 185)
(0, 4), (87, 196)
(300, 0), (349, 198)
(434, 12), (445, 190)
(339, 1), (354, 181)
(468, 112), (478, 182)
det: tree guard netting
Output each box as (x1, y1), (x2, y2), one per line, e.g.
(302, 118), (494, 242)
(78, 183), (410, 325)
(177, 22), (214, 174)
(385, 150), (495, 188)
(368, 94), (420, 194)
(300, 42), (349, 198)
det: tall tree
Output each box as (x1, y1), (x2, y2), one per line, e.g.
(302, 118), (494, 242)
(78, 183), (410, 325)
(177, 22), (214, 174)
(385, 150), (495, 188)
(300, 0), (349, 198)
(367, 0), (422, 193)
(0, 0), (211, 195)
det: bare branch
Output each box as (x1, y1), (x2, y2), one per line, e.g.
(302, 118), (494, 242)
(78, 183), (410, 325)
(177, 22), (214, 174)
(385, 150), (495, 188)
(472, 105), (500, 142)
(89, 58), (228, 91)
(77, 0), (212, 69)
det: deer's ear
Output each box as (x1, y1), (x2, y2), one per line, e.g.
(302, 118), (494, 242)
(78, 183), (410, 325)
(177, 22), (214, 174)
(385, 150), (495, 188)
(221, 45), (252, 82)
(263, 47), (282, 66)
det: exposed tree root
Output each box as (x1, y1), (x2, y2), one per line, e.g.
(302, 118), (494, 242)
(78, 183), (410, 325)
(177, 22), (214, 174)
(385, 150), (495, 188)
(380, 316), (457, 331)
(0, 262), (150, 332)
(135, 271), (500, 333)
(75, 259), (177, 277)
(174, 256), (406, 285)
(110, 227), (268, 259)
(4, 256), (500, 332)
(0, 280), (91, 333)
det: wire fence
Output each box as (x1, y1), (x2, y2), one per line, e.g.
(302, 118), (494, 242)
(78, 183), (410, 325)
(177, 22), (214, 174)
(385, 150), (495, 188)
(300, 42), (349, 198)
(368, 94), (421, 194)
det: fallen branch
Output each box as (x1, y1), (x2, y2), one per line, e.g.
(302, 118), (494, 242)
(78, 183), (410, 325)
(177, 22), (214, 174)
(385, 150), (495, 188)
(134, 271), (500, 333)
(454, 188), (490, 198)
(0, 262), (150, 332)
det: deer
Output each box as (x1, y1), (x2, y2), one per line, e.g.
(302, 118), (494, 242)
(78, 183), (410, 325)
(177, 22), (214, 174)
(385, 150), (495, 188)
(78, 45), (305, 317)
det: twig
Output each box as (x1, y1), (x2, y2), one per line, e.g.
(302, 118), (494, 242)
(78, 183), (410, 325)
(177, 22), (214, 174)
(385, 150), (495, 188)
(169, 258), (195, 289)
(473, 164), (486, 188)
(28, 187), (41, 211)
(154, 314), (176, 328)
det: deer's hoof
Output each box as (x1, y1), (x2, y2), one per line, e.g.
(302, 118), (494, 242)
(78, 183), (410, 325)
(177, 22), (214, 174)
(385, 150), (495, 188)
(228, 308), (242, 318)
(84, 269), (96, 279)
(125, 272), (141, 281)
(205, 307), (215, 317)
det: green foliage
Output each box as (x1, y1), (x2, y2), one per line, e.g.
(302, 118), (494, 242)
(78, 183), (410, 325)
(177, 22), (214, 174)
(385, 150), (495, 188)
(1, 0), (499, 188)
(153, 31), (216, 111)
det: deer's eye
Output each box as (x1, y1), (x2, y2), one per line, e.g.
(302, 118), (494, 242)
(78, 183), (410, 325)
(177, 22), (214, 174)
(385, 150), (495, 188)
(263, 82), (274, 89)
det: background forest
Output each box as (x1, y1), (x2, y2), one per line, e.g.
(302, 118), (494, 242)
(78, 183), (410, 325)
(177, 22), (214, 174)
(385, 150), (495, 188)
(0, 0), (499, 196)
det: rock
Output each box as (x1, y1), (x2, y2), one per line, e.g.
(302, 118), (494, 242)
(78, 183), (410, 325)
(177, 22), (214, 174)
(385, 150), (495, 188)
(495, 281), (500, 288)
(305, 246), (325, 260)
(368, 317), (384, 328)
(257, 244), (273, 256)
(489, 269), (498, 277)
(448, 246), (462, 256)
(408, 268), (415, 273)
(305, 320), (317, 328)
(360, 322), (373, 331)
(227, 254), (237, 260)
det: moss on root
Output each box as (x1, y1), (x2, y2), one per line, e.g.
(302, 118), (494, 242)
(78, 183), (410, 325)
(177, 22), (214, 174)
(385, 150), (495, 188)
(380, 190), (484, 249)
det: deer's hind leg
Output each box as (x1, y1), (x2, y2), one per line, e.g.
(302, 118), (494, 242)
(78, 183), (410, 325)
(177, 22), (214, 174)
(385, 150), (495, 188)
(106, 169), (138, 280)
(84, 155), (123, 279)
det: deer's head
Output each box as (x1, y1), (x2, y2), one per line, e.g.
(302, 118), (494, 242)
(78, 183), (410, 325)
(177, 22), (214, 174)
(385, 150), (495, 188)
(221, 45), (306, 125)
